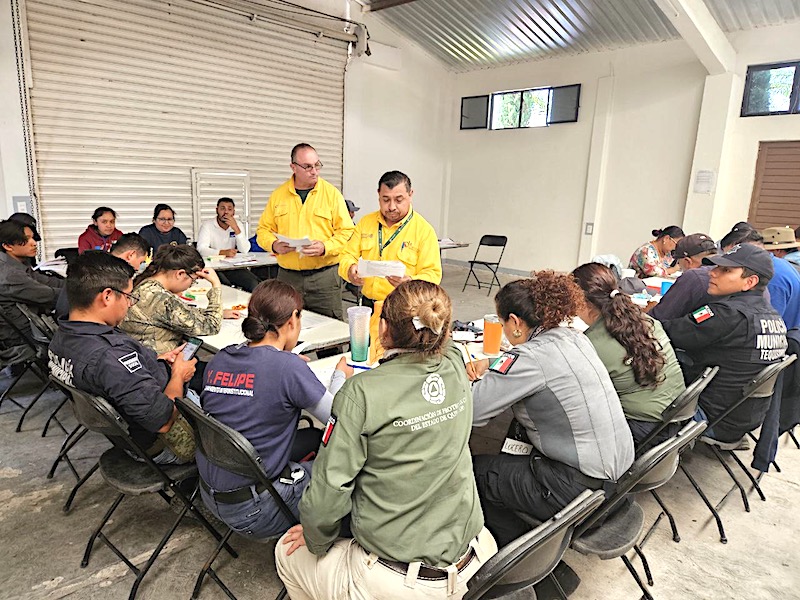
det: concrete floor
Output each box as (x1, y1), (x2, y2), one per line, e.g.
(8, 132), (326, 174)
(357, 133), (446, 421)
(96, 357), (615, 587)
(1, 265), (799, 599)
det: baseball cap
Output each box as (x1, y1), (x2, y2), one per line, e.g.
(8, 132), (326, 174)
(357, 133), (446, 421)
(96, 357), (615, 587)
(345, 199), (360, 213)
(8, 212), (41, 242)
(761, 226), (800, 250)
(702, 243), (774, 281)
(672, 233), (716, 264)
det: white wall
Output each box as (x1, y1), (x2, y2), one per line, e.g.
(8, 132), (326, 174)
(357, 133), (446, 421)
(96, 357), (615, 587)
(0, 0), (30, 219)
(710, 21), (800, 237)
(343, 11), (453, 230)
(446, 41), (706, 273)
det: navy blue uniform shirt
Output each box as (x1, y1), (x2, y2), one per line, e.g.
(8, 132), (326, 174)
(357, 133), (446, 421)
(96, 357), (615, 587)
(48, 320), (175, 450)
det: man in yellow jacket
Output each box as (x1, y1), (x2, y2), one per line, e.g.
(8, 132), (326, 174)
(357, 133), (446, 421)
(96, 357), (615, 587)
(257, 143), (354, 319)
(339, 170), (442, 307)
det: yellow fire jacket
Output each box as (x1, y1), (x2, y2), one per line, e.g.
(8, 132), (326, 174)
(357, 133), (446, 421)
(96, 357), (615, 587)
(256, 177), (354, 271)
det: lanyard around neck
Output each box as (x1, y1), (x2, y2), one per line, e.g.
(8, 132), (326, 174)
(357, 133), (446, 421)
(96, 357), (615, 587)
(378, 211), (414, 258)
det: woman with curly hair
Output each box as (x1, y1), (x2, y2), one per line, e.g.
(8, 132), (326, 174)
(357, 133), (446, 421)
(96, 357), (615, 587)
(469, 271), (634, 546)
(572, 263), (685, 445)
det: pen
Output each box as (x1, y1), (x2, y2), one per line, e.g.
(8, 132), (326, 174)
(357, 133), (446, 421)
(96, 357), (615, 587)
(347, 363), (372, 371)
(462, 342), (476, 371)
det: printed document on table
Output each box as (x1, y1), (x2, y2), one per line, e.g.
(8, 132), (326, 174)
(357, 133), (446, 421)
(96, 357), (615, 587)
(276, 233), (312, 249)
(357, 258), (406, 278)
(301, 311), (329, 330)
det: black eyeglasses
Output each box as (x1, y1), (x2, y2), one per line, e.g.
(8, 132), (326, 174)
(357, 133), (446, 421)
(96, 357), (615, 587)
(292, 161), (323, 172)
(110, 288), (140, 306)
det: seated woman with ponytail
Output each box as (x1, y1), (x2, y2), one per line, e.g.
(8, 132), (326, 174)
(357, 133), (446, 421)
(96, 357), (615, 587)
(121, 244), (238, 355)
(468, 272), (634, 547)
(572, 263), (685, 446)
(198, 279), (347, 541)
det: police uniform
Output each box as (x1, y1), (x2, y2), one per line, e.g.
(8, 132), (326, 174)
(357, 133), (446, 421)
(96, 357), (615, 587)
(120, 279), (223, 354)
(256, 177), (354, 320)
(338, 209), (442, 304)
(198, 343), (338, 540)
(661, 290), (787, 443)
(275, 342), (497, 599)
(471, 327), (634, 546)
(48, 320), (194, 461)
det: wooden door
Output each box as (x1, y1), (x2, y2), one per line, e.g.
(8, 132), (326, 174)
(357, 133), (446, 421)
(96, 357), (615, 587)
(748, 141), (800, 229)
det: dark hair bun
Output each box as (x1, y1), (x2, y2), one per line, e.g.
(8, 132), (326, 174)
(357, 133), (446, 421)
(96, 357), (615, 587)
(242, 316), (268, 342)
(651, 228), (662, 237)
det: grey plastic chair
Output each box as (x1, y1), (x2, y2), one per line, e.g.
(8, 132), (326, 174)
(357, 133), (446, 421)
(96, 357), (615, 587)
(464, 489), (604, 600)
(571, 421), (708, 600)
(175, 395), (295, 600)
(56, 382), (235, 600)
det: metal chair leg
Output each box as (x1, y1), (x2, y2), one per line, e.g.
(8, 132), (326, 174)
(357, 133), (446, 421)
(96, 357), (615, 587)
(621, 555), (654, 600)
(679, 463), (727, 543)
(15, 380), (52, 432)
(727, 450), (767, 502)
(548, 572), (569, 600)
(708, 446), (750, 512)
(650, 489), (680, 542)
(82, 493), (125, 567)
(191, 528), (236, 599)
(42, 394), (70, 437)
(64, 461), (99, 513)
(0, 363), (31, 409)
(788, 428), (800, 449)
(633, 544), (653, 586)
(48, 425), (87, 480)
(275, 587), (288, 600)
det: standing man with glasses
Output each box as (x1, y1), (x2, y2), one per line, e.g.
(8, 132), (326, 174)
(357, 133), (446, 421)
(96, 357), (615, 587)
(257, 143), (354, 320)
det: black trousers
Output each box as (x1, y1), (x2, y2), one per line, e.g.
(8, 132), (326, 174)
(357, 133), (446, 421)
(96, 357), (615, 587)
(473, 451), (605, 547)
(218, 268), (262, 292)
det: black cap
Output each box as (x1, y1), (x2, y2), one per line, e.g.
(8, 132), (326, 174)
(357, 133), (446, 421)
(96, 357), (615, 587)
(672, 233), (716, 265)
(344, 199), (360, 213)
(8, 212), (40, 242)
(702, 243), (774, 281)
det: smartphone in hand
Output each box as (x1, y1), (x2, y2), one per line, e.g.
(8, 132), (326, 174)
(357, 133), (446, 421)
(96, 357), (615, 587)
(182, 337), (203, 360)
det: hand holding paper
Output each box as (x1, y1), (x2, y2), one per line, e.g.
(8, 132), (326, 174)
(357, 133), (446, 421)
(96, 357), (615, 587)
(357, 258), (406, 279)
(275, 233), (313, 250)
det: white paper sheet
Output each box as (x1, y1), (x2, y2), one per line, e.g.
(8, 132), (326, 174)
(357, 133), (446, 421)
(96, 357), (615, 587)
(223, 256), (259, 266)
(357, 258), (406, 278)
(301, 311), (330, 330)
(276, 233), (312, 249)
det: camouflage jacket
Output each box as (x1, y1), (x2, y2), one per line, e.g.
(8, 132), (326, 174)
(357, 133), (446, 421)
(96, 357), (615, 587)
(120, 279), (222, 354)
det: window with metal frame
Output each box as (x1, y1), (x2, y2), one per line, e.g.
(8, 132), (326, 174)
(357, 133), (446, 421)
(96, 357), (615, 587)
(460, 84), (580, 131)
(741, 61), (800, 117)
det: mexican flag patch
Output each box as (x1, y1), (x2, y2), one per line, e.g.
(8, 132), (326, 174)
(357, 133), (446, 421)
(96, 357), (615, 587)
(692, 305), (714, 323)
(489, 352), (519, 375)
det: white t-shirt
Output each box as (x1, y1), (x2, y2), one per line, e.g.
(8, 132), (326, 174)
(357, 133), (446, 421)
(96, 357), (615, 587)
(196, 218), (249, 257)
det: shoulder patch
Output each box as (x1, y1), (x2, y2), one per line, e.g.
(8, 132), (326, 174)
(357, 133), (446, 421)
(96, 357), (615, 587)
(692, 305), (715, 323)
(118, 351), (142, 373)
(321, 414), (337, 446)
(489, 352), (519, 375)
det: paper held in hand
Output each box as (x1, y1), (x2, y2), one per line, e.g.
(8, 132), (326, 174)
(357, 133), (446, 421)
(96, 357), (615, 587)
(276, 233), (312, 249)
(357, 258), (406, 278)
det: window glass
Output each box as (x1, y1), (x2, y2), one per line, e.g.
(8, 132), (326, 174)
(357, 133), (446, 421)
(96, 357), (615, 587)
(491, 92), (522, 130)
(521, 89), (549, 128)
(745, 65), (795, 115)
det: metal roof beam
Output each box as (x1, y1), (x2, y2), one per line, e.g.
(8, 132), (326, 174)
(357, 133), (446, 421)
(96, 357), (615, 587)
(653, 0), (735, 74)
(363, 0), (420, 12)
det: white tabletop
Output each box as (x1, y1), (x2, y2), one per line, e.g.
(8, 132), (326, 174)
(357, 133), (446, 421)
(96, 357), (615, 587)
(204, 253), (278, 271)
(438, 239), (469, 250)
(187, 282), (350, 354)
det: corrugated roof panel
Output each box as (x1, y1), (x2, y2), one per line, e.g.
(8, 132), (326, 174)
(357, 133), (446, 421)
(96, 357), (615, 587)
(362, 0), (800, 71)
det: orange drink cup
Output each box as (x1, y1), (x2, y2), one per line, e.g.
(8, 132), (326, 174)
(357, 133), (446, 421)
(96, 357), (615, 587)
(483, 314), (502, 356)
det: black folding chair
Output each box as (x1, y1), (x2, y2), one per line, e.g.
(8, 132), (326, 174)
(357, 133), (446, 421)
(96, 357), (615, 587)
(57, 382), (235, 600)
(462, 235), (507, 296)
(633, 366), (718, 543)
(175, 396), (295, 600)
(0, 309), (64, 434)
(54, 247), (80, 265)
(570, 421), (708, 600)
(464, 489), (603, 600)
(681, 355), (797, 538)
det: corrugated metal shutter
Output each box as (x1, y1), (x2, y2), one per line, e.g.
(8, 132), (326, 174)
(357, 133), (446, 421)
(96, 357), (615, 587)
(749, 141), (800, 229)
(191, 169), (251, 238)
(24, 0), (347, 257)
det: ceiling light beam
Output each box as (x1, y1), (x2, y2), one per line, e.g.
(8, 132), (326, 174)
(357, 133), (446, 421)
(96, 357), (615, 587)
(363, 0), (419, 12)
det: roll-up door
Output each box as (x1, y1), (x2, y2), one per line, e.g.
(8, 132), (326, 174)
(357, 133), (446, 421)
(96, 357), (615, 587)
(23, 0), (347, 256)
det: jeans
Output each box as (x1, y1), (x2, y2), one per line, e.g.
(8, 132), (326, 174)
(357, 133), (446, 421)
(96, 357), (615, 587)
(201, 461), (313, 541)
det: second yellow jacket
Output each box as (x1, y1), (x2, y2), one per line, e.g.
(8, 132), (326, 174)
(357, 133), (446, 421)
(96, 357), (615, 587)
(338, 209), (442, 301)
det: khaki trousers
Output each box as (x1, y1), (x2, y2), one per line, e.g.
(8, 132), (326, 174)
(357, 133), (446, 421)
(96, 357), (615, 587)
(277, 266), (343, 320)
(275, 528), (497, 600)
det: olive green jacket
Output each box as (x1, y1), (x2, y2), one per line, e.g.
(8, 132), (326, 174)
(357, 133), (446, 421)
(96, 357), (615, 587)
(584, 316), (685, 422)
(300, 341), (484, 566)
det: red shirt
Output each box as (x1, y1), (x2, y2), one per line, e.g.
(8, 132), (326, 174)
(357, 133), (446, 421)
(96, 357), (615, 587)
(78, 225), (123, 253)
